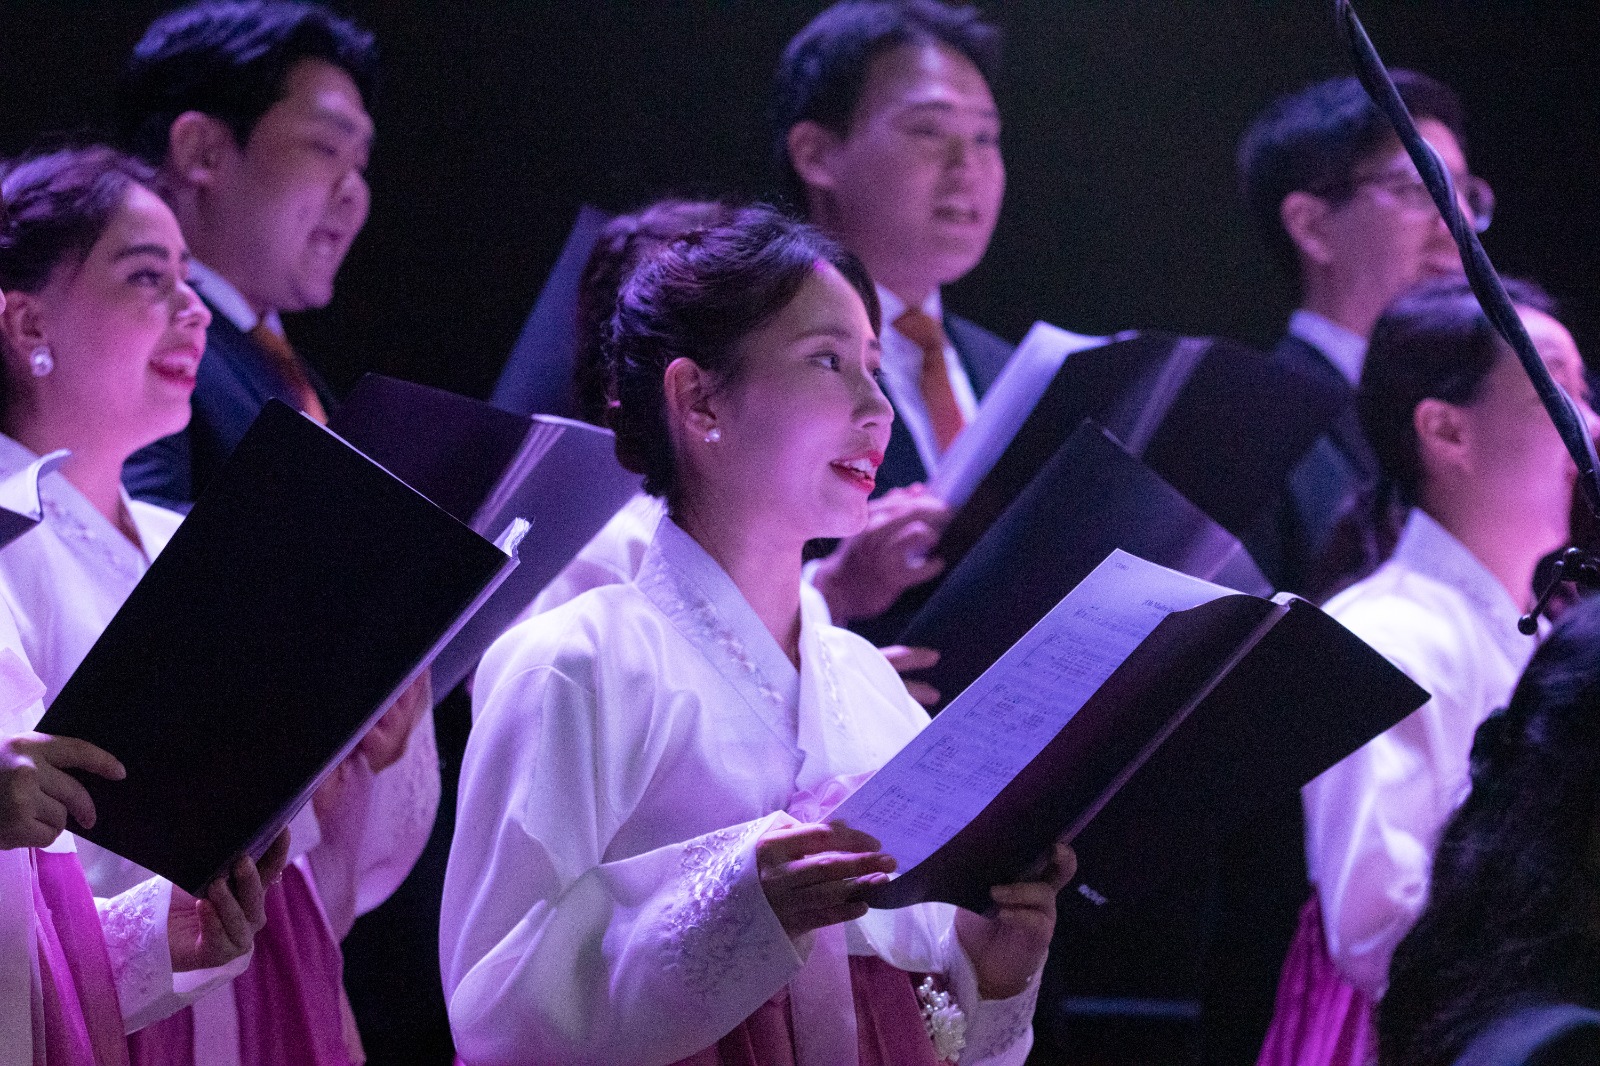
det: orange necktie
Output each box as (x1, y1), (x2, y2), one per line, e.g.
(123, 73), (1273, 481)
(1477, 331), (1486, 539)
(249, 323), (328, 424)
(894, 308), (966, 452)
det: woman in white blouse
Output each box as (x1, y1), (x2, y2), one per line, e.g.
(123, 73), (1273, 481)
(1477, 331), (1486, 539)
(0, 165), (279, 1065)
(1258, 277), (1597, 1066)
(0, 146), (433, 1066)
(443, 207), (1074, 1066)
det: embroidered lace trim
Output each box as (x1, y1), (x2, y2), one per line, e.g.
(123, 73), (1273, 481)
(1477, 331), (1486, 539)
(961, 981), (1037, 1061)
(97, 876), (170, 1021)
(664, 823), (774, 1002)
(43, 496), (146, 584)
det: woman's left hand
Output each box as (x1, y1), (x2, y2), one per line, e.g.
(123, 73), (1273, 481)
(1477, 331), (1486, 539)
(954, 840), (1076, 1000)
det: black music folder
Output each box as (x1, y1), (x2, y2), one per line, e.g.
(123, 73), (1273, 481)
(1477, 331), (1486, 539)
(38, 403), (520, 894)
(330, 373), (642, 693)
(900, 422), (1269, 705)
(0, 450), (66, 548)
(856, 332), (1345, 647)
(491, 203), (614, 419)
(830, 549), (1427, 914)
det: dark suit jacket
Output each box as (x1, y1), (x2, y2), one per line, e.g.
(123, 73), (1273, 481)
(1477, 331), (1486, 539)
(874, 311), (1014, 493)
(1244, 332), (1380, 596)
(123, 303), (338, 512)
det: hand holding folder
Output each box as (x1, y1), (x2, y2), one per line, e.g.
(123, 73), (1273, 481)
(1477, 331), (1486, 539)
(830, 549), (1427, 914)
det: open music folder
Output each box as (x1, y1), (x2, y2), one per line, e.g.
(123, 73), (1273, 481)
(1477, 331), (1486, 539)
(38, 403), (523, 895)
(329, 373), (642, 693)
(831, 548), (1427, 914)
(898, 422), (1270, 704)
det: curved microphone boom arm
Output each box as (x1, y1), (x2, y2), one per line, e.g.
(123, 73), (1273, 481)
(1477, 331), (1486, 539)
(1335, 0), (1600, 633)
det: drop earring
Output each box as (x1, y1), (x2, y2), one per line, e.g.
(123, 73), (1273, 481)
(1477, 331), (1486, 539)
(704, 427), (721, 443)
(28, 345), (53, 377)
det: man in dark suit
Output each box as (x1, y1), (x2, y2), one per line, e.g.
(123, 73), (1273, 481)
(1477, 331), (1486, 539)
(1237, 71), (1487, 597)
(776, 0), (1016, 624)
(117, 1), (377, 511)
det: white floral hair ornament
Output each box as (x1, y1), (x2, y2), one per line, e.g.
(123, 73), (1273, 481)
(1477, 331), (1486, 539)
(917, 975), (967, 1063)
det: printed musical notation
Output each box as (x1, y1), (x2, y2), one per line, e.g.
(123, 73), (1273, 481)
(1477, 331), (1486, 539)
(830, 550), (1230, 872)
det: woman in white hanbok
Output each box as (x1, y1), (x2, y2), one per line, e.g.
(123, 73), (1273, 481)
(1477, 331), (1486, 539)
(0, 179), (276, 1065)
(1258, 278), (1597, 1066)
(0, 147), (435, 1066)
(443, 208), (1073, 1066)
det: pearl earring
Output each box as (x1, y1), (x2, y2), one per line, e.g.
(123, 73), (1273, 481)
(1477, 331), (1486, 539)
(28, 346), (53, 377)
(704, 427), (721, 443)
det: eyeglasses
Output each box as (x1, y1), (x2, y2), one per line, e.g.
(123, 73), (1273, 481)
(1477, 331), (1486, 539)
(1322, 167), (1496, 234)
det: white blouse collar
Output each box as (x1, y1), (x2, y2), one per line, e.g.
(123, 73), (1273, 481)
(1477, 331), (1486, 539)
(0, 432), (155, 582)
(1391, 507), (1539, 661)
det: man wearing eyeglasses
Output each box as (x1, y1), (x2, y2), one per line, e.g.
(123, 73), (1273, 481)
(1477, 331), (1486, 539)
(1236, 69), (1485, 597)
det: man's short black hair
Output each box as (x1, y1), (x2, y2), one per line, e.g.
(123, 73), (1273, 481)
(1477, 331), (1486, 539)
(118, 1), (377, 165)
(772, 0), (1001, 207)
(1237, 70), (1466, 278)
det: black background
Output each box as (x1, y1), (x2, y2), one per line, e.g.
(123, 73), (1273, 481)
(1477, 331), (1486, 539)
(6, 1), (1600, 393)
(6, 2), (1600, 1062)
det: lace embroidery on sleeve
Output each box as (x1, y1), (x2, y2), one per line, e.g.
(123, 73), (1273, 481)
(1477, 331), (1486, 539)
(959, 982), (1037, 1063)
(96, 876), (170, 1021)
(664, 823), (776, 1002)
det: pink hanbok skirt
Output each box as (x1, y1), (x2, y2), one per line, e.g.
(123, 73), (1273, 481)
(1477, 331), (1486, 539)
(1256, 894), (1376, 1066)
(32, 850), (129, 1066)
(671, 956), (945, 1066)
(127, 863), (355, 1066)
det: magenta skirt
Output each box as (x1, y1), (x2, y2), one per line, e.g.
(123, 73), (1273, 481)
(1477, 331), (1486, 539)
(670, 956), (945, 1066)
(1256, 894), (1376, 1066)
(128, 863), (355, 1066)
(32, 850), (130, 1066)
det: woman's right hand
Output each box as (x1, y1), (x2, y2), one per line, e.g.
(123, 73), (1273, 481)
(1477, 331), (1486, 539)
(168, 830), (290, 973)
(756, 822), (895, 937)
(0, 732), (125, 849)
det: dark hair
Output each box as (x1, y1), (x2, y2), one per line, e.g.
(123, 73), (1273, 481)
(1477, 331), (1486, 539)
(773, 0), (1001, 207)
(1237, 71), (1466, 278)
(0, 146), (158, 294)
(607, 205), (881, 499)
(1378, 595), (1600, 1066)
(574, 200), (738, 427)
(1359, 275), (1556, 505)
(118, 1), (377, 165)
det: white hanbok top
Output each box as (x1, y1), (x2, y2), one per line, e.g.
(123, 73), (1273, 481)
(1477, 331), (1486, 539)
(442, 517), (1036, 1066)
(0, 432), (440, 1063)
(1303, 508), (1539, 997)
(0, 594), (246, 1064)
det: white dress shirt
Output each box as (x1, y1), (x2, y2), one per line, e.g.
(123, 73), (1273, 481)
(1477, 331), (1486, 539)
(1303, 508), (1538, 998)
(877, 286), (981, 475)
(1288, 309), (1368, 387)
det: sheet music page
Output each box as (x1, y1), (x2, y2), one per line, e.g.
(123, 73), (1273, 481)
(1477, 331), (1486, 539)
(929, 321), (1104, 509)
(830, 549), (1231, 871)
